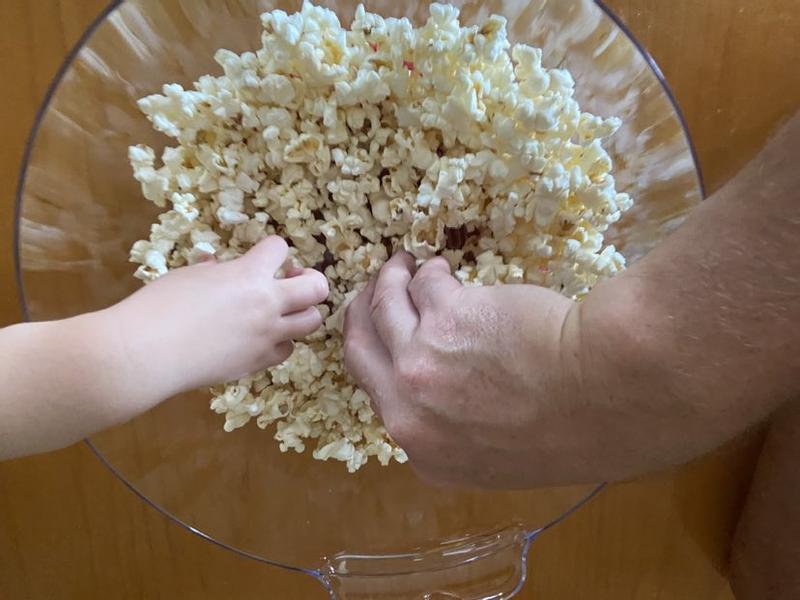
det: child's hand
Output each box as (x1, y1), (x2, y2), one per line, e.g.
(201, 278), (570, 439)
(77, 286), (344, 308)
(104, 235), (329, 401)
(0, 235), (329, 459)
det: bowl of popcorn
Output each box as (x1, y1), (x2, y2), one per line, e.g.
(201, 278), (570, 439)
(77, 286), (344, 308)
(15, 0), (703, 597)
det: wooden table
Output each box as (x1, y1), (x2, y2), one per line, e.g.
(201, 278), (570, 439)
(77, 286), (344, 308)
(1, 1), (798, 598)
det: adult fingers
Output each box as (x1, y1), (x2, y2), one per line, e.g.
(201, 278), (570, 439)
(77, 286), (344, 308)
(408, 256), (462, 314)
(277, 268), (329, 315)
(344, 280), (394, 419)
(281, 306), (324, 339)
(241, 236), (289, 275)
(370, 252), (419, 354)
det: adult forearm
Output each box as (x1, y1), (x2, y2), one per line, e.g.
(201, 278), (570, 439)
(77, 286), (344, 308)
(579, 113), (800, 473)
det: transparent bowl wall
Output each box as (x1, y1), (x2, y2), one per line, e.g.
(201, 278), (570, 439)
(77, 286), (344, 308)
(15, 0), (703, 597)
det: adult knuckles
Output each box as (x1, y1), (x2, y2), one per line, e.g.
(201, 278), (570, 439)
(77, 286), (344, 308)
(378, 264), (412, 291)
(342, 332), (374, 377)
(342, 331), (363, 363)
(409, 261), (455, 295)
(395, 354), (438, 392)
(408, 267), (437, 296)
(368, 286), (395, 320)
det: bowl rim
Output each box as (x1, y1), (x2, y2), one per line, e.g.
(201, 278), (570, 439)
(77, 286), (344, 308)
(11, 0), (704, 578)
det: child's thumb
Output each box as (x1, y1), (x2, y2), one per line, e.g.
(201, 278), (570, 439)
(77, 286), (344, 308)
(241, 235), (290, 274)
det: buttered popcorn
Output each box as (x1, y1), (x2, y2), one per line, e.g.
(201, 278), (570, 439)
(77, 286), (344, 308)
(128, 2), (633, 472)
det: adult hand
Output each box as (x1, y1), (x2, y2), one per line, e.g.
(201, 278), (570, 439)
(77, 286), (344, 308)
(343, 115), (800, 489)
(345, 160), (800, 489)
(344, 251), (602, 488)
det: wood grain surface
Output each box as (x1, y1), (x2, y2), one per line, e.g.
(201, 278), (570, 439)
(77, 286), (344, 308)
(1, 1), (798, 598)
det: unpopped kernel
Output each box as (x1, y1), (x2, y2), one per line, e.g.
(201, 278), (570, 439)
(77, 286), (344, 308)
(129, 2), (632, 472)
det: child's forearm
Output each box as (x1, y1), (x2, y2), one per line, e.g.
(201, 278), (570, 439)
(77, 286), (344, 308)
(0, 312), (163, 459)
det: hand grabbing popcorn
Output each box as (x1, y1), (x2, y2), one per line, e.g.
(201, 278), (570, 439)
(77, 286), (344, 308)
(112, 235), (329, 396)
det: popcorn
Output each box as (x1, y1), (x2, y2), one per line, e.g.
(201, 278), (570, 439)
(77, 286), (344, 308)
(186, 241), (216, 265)
(128, 2), (633, 472)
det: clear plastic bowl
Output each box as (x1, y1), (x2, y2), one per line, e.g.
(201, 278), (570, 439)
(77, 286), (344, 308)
(14, 1), (703, 598)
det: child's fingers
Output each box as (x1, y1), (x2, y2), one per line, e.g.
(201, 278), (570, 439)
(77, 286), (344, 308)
(284, 263), (305, 278)
(278, 269), (329, 314)
(274, 340), (294, 363)
(281, 307), (324, 339)
(242, 236), (289, 274)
